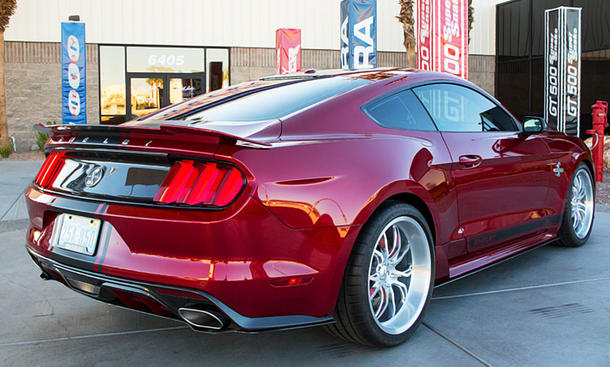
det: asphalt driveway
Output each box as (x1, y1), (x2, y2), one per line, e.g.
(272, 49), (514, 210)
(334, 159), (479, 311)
(1, 159), (608, 367)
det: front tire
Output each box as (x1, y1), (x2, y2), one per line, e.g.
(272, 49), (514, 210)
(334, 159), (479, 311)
(325, 202), (435, 347)
(556, 163), (595, 247)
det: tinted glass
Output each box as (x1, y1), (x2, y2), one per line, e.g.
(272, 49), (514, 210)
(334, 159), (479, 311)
(365, 90), (436, 131)
(182, 77), (371, 122)
(413, 84), (518, 132)
(206, 48), (229, 92)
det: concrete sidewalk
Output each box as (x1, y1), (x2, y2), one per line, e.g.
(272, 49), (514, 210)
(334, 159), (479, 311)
(0, 160), (42, 218)
(1, 160), (608, 366)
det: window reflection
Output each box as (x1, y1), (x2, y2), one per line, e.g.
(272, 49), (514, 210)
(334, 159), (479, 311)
(100, 46), (126, 116)
(130, 78), (164, 118)
(170, 78), (203, 104)
(413, 84), (518, 132)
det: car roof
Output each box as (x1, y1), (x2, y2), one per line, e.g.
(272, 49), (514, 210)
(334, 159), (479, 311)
(259, 67), (419, 81)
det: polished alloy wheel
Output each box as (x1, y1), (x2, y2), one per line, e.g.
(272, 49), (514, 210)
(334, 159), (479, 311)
(367, 216), (432, 335)
(570, 168), (594, 239)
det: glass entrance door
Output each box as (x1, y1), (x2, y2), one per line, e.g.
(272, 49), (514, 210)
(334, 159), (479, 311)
(127, 73), (205, 120)
(169, 78), (203, 105)
(129, 77), (164, 119)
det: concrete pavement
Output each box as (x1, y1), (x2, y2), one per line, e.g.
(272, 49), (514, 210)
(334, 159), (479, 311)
(0, 160), (42, 217)
(1, 159), (608, 366)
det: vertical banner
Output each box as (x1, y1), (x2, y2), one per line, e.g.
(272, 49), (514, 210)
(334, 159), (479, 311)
(416, 0), (468, 79)
(275, 28), (302, 75)
(61, 22), (86, 124)
(544, 7), (581, 136)
(436, 0), (468, 79)
(417, 0), (433, 71)
(340, 0), (377, 70)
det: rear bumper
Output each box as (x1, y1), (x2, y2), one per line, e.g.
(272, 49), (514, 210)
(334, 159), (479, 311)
(28, 248), (333, 332)
(24, 185), (359, 319)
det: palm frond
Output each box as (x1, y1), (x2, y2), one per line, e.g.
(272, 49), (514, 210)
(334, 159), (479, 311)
(0, 0), (17, 32)
(396, 0), (415, 50)
(468, 0), (474, 44)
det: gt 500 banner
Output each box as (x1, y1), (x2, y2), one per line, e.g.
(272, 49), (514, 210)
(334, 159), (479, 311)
(61, 22), (86, 124)
(417, 0), (468, 79)
(340, 0), (377, 70)
(545, 7), (581, 136)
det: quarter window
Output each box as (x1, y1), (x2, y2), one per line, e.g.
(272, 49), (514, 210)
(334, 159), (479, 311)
(413, 84), (518, 132)
(364, 90), (437, 131)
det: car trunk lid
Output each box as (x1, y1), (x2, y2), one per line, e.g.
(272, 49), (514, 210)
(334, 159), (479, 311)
(33, 121), (269, 208)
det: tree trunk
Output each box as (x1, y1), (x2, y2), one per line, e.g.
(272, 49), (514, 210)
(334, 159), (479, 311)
(0, 31), (8, 149)
(396, 0), (416, 68)
(407, 44), (416, 69)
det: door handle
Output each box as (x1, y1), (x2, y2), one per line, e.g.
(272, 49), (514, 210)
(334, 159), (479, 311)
(458, 155), (483, 167)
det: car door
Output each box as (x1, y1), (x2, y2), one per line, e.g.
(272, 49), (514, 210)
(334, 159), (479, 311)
(412, 83), (554, 253)
(363, 89), (461, 260)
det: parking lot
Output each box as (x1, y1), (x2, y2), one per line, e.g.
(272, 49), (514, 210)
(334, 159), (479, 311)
(1, 159), (609, 367)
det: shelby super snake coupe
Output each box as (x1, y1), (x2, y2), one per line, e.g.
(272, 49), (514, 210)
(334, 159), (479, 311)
(26, 68), (594, 347)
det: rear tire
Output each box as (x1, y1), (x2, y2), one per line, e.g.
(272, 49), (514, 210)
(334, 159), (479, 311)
(324, 202), (435, 347)
(555, 163), (595, 247)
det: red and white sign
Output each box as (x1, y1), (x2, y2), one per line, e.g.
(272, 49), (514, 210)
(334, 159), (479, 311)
(417, 0), (433, 71)
(417, 0), (468, 79)
(276, 28), (302, 75)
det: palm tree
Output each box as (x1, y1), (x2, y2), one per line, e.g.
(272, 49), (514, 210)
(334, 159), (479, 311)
(397, 0), (474, 68)
(468, 0), (474, 44)
(396, 0), (416, 68)
(0, 0), (16, 154)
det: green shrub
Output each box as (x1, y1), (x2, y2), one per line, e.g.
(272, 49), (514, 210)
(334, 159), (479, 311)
(36, 121), (55, 152)
(0, 141), (12, 158)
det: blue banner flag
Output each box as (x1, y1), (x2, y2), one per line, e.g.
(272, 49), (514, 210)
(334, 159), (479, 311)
(340, 0), (377, 70)
(61, 22), (86, 124)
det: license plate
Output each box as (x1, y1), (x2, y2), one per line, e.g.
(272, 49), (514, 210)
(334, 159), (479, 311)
(51, 214), (102, 256)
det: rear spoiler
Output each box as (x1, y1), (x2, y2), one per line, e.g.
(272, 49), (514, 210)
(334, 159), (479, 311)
(34, 123), (272, 148)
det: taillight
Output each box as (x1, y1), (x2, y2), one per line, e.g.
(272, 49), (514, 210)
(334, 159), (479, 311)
(154, 160), (246, 207)
(34, 151), (66, 188)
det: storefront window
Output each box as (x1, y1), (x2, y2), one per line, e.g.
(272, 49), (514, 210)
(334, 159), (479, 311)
(99, 45), (229, 123)
(206, 48), (229, 92)
(100, 46), (126, 119)
(127, 47), (205, 73)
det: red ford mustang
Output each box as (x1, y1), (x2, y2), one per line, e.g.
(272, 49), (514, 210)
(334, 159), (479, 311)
(26, 68), (595, 347)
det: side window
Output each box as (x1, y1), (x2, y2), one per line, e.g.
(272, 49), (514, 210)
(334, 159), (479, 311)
(412, 83), (519, 132)
(364, 89), (437, 131)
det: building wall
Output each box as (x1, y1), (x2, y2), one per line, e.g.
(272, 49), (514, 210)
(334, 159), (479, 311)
(229, 48), (414, 83)
(4, 42), (99, 151)
(4, 0), (502, 55)
(229, 47), (495, 95)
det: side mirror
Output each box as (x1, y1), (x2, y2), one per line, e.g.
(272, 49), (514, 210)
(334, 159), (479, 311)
(521, 116), (546, 134)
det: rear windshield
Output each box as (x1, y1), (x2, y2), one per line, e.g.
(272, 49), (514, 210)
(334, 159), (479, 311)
(178, 76), (371, 122)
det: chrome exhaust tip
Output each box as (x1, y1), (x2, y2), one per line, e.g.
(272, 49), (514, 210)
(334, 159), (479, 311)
(178, 307), (227, 330)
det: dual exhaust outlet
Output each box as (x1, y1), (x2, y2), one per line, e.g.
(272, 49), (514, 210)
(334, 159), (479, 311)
(178, 307), (228, 330)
